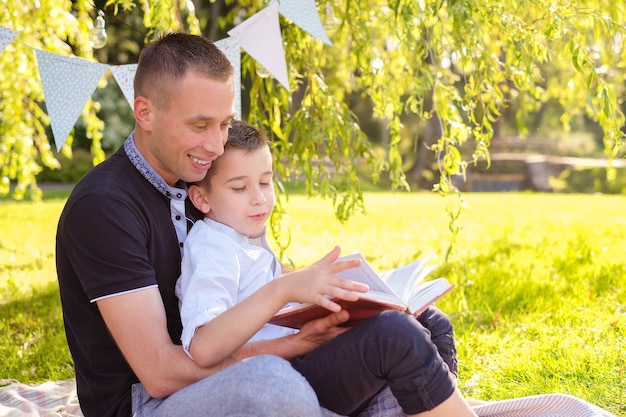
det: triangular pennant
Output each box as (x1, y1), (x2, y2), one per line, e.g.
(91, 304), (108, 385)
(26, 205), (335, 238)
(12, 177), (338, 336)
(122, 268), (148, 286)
(35, 50), (109, 151)
(0, 27), (18, 53)
(215, 37), (242, 120)
(110, 64), (138, 110)
(228, 2), (290, 91)
(278, 0), (332, 45)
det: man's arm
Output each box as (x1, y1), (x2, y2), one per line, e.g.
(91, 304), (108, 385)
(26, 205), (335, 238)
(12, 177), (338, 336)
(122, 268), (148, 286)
(99, 284), (356, 399)
(97, 287), (234, 399)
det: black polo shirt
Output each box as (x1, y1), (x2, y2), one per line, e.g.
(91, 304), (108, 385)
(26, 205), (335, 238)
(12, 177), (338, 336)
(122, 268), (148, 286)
(56, 146), (197, 417)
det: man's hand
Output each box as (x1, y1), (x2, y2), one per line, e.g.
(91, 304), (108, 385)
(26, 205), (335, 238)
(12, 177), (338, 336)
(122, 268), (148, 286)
(290, 310), (351, 353)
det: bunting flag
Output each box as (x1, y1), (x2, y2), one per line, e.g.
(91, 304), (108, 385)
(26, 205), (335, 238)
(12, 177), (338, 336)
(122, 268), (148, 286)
(110, 64), (137, 111)
(35, 50), (109, 151)
(215, 37), (242, 119)
(277, 0), (332, 45)
(0, 27), (18, 53)
(228, 2), (290, 91)
(2, 0), (331, 150)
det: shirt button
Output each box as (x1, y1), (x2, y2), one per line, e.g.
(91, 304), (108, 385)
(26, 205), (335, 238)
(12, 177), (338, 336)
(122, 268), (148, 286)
(179, 242), (184, 248)
(176, 193), (182, 198)
(175, 215), (181, 220)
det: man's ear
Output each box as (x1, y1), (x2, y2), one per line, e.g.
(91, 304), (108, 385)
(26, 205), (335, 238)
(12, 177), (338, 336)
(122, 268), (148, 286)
(134, 96), (152, 131)
(188, 184), (211, 214)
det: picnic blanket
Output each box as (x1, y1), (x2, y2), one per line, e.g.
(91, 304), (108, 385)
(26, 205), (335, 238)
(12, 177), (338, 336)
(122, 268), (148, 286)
(0, 379), (618, 417)
(0, 380), (81, 416)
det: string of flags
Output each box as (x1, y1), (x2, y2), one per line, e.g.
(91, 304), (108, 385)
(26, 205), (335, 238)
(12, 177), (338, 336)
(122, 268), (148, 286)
(0, 0), (333, 151)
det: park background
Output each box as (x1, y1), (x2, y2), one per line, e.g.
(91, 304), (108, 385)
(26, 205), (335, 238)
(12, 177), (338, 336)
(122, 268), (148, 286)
(1, 0), (626, 416)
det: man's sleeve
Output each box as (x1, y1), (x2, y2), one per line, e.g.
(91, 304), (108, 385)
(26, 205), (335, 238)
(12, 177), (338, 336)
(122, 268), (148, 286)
(62, 193), (156, 301)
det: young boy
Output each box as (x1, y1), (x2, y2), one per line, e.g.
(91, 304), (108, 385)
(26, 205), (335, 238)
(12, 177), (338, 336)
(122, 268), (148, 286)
(176, 120), (478, 417)
(176, 120), (298, 350)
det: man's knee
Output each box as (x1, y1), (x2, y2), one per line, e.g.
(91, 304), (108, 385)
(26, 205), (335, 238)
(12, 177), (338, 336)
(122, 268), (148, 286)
(153, 355), (323, 416)
(240, 355), (323, 416)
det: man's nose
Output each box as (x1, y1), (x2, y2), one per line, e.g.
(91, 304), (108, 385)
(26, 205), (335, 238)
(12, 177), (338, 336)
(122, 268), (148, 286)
(201, 128), (226, 156)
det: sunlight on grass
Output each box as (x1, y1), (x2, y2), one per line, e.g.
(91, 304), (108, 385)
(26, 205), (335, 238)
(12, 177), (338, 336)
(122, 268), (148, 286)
(1, 192), (625, 415)
(0, 200), (65, 298)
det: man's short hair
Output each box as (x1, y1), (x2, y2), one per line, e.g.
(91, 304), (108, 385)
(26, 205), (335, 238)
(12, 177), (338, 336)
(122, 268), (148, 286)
(134, 32), (233, 110)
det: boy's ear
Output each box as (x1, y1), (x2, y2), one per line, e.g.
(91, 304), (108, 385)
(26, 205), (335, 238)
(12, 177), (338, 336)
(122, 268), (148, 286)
(188, 184), (211, 214)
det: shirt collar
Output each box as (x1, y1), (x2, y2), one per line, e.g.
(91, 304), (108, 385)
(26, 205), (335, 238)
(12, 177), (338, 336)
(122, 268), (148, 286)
(202, 218), (270, 250)
(124, 133), (188, 201)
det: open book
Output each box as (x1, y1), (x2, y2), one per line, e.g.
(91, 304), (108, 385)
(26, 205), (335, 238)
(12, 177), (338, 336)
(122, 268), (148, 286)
(269, 252), (455, 329)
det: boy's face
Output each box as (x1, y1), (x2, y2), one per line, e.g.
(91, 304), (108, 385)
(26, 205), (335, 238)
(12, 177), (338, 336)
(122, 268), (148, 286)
(203, 146), (275, 238)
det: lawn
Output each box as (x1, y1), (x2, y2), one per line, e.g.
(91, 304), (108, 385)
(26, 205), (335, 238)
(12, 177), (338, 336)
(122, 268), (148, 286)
(1, 190), (624, 415)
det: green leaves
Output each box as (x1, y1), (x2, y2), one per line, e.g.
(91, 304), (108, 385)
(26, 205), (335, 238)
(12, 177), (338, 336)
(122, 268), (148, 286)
(3, 0), (625, 221)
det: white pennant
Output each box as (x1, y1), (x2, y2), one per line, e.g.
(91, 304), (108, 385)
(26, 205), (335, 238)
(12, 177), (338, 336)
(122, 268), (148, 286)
(35, 50), (109, 151)
(215, 37), (242, 119)
(0, 27), (18, 53)
(228, 2), (290, 91)
(110, 64), (138, 111)
(278, 0), (332, 45)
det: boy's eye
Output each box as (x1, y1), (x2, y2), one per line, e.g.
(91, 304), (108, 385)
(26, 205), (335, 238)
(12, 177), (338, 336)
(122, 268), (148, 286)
(232, 186), (246, 192)
(260, 182), (271, 187)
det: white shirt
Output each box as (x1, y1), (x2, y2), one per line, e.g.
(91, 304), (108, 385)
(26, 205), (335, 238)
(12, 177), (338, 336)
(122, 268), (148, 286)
(176, 218), (296, 358)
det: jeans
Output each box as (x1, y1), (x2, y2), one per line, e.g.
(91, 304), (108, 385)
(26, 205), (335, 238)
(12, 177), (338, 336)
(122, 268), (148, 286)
(132, 355), (323, 417)
(131, 310), (455, 417)
(291, 310), (456, 416)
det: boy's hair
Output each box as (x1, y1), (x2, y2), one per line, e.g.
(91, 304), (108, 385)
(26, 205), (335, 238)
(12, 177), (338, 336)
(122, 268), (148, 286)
(197, 120), (272, 190)
(134, 32), (233, 110)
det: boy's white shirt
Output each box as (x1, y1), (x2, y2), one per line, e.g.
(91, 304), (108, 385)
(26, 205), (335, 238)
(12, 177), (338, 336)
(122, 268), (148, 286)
(176, 217), (296, 358)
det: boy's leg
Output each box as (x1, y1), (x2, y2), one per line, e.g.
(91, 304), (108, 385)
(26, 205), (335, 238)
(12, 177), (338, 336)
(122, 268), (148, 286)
(356, 386), (405, 417)
(408, 388), (478, 417)
(291, 310), (457, 416)
(133, 355), (324, 417)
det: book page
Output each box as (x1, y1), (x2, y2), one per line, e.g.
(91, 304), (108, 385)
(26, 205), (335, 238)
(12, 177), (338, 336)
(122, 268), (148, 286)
(335, 253), (397, 294)
(406, 278), (455, 315)
(380, 258), (434, 303)
(405, 264), (436, 300)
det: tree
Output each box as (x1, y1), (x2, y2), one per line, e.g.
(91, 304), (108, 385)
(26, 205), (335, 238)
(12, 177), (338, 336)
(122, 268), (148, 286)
(2, 0), (625, 217)
(0, 1), (99, 199)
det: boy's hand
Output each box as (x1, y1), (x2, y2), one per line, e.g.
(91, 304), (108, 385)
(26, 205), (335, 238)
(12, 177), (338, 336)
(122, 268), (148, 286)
(274, 246), (369, 312)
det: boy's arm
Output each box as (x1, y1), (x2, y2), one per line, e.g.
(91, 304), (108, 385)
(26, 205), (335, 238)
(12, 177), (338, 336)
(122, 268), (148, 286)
(227, 309), (352, 362)
(188, 247), (368, 367)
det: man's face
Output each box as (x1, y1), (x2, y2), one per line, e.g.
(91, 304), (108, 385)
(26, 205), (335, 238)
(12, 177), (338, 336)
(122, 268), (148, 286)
(141, 70), (236, 186)
(204, 146), (276, 238)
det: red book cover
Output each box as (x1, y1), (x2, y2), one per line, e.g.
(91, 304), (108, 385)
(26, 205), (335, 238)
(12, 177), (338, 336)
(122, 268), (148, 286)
(269, 295), (408, 330)
(269, 253), (454, 330)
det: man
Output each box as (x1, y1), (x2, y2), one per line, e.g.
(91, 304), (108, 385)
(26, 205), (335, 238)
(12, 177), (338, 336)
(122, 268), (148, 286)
(56, 32), (362, 417)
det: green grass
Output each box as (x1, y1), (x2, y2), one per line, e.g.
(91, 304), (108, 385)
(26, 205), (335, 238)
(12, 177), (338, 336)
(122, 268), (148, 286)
(1, 191), (625, 415)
